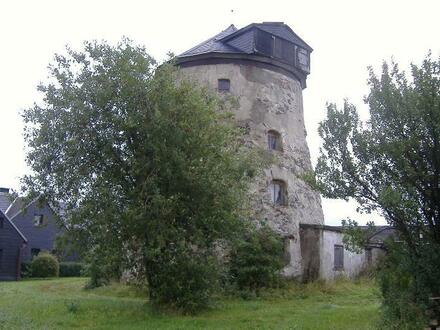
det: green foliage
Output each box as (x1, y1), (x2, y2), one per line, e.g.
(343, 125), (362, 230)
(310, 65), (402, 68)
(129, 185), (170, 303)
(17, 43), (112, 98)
(375, 241), (440, 329)
(83, 247), (121, 289)
(59, 262), (84, 277)
(341, 218), (376, 253)
(315, 53), (440, 247)
(147, 246), (220, 314)
(20, 262), (31, 278)
(64, 300), (80, 314)
(22, 38), (265, 313)
(313, 53), (440, 327)
(228, 224), (284, 293)
(30, 252), (60, 278)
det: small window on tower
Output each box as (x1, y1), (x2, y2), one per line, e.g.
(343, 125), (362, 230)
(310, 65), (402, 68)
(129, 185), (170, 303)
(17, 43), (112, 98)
(267, 130), (282, 151)
(269, 180), (287, 205)
(218, 79), (230, 92)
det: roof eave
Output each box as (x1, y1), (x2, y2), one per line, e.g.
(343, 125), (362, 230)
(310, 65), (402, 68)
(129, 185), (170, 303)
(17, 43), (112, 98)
(176, 51), (308, 88)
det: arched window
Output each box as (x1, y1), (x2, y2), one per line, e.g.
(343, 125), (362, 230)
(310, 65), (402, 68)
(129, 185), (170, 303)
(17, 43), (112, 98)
(267, 130), (282, 151)
(269, 180), (287, 205)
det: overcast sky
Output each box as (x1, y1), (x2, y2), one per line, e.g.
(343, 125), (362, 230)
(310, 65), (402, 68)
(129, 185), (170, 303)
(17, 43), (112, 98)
(1, 0), (439, 225)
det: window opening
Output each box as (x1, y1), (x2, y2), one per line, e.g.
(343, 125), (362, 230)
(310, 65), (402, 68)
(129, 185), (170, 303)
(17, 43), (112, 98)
(218, 79), (230, 92)
(334, 245), (344, 269)
(269, 180), (287, 205)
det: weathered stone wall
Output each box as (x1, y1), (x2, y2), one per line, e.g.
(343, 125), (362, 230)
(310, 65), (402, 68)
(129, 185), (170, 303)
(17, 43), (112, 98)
(178, 63), (324, 277)
(300, 226), (321, 281)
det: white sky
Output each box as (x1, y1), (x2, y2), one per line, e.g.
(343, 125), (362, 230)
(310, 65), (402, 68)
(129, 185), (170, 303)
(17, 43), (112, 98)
(0, 0), (439, 225)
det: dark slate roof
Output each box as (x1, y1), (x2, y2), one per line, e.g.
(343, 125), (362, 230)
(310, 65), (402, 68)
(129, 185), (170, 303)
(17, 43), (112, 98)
(0, 192), (13, 214)
(179, 25), (240, 57)
(178, 22), (312, 58)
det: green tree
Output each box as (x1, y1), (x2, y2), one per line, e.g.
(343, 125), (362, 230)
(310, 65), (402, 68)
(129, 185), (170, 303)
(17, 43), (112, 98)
(228, 223), (284, 294)
(22, 39), (265, 313)
(313, 53), (440, 326)
(340, 218), (376, 253)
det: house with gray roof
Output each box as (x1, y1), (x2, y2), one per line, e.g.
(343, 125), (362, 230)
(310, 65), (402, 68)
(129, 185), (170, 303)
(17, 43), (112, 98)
(6, 195), (77, 262)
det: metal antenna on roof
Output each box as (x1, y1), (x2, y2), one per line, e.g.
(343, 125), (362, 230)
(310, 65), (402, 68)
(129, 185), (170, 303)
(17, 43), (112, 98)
(230, 9), (235, 26)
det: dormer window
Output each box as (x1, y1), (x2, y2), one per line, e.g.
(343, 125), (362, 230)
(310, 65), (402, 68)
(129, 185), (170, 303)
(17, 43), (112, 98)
(267, 130), (282, 151)
(34, 214), (45, 227)
(218, 79), (230, 92)
(269, 180), (287, 205)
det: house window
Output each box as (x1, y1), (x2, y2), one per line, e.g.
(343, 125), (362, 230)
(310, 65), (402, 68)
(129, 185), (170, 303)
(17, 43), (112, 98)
(334, 245), (344, 270)
(34, 214), (45, 227)
(218, 79), (230, 92)
(269, 180), (287, 205)
(267, 130), (282, 151)
(31, 248), (41, 259)
(0, 216), (3, 229)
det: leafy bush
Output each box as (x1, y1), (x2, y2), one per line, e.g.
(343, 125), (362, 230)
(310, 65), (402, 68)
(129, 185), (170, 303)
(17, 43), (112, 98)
(228, 224), (284, 293)
(376, 241), (440, 329)
(146, 244), (219, 314)
(30, 252), (59, 278)
(20, 262), (32, 278)
(59, 262), (84, 277)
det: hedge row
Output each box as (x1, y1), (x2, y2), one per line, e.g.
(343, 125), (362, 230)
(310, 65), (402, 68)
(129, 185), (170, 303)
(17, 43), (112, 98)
(21, 261), (84, 278)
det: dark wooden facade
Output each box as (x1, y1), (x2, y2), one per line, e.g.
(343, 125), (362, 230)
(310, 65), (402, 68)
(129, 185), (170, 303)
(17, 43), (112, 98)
(0, 209), (27, 280)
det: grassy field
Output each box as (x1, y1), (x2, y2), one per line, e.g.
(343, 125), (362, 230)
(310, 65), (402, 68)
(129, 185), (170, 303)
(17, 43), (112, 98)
(0, 277), (380, 329)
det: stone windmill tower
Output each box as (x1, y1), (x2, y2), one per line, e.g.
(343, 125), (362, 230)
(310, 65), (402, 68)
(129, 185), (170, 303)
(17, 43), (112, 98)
(176, 22), (324, 278)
